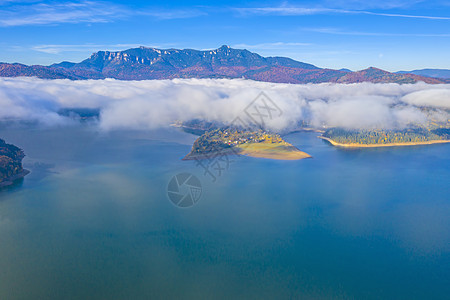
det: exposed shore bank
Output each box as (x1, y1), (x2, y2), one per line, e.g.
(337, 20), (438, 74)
(319, 136), (450, 148)
(0, 169), (30, 188)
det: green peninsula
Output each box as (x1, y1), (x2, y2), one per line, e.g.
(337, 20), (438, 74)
(320, 127), (450, 148)
(183, 128), (311, 160)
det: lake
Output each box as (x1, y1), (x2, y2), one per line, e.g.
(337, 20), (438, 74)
(0, 125), (449, 299)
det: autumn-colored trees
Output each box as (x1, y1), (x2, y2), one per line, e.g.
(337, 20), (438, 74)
(323, 128), (446, 145)
(0, 139), (25, 182)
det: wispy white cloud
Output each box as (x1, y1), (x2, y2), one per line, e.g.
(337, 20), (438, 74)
(321, 0), (426, 10)
(232, 42), (312, 50)
(360, 11), (450, 20)
(236, 5), (450, 20)
(0, 0), (40, 4)
(0, 1), (205, 27)
(303, 27), (450, 37)
(31, 44), (158, 54)
(0, 1), (126, 26)
(236, 6), (344, 16)
(138, 9), (207, 20)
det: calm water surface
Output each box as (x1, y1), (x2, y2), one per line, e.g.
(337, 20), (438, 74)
(0, 125), (449, 299)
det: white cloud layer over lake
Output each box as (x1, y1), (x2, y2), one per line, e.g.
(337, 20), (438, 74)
(0, 77), (449, 131)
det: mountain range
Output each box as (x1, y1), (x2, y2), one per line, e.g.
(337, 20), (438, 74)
(397, 69), (450, 79)
(0, 45), (447, 84)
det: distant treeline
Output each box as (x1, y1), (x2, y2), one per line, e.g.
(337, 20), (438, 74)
(323, 128), (448, 145)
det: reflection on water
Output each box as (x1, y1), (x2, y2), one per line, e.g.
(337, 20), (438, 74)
(22, 162), (57, 181)
(0, 125), (449, 299)
(0, 177), (25, 194)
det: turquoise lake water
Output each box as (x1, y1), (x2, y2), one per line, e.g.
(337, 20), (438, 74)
(0, 125), (449, 299)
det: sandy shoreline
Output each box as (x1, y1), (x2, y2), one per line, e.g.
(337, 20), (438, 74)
(236, 142), (311, 160)
(183, 142), (311, 161)
(182, 147), (241, 160)
(319, 136), (450, 148)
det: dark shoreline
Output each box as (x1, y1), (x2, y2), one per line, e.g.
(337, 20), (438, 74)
(0, 169), (30, 188)
(182, 147), (242, 161)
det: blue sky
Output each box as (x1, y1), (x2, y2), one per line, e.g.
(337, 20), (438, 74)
(1, 0), (450, 71)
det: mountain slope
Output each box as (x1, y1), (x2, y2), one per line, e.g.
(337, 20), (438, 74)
(0, 63), (105, 80)
(397, 69), (450, 79)
(1, 46), (445, 84)
(336, 67), (444, 84)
